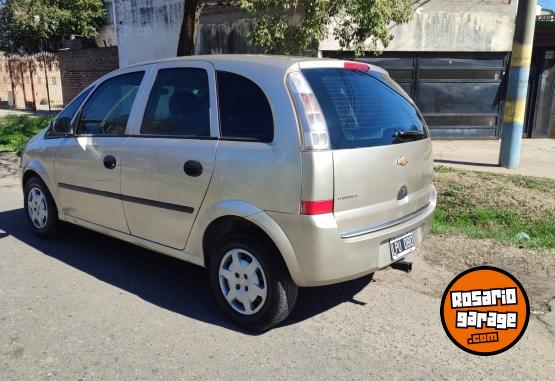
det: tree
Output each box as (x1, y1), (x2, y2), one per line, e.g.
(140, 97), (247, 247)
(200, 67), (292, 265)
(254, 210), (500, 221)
(0, 0), (106, 54)
(177, 0), (203, 56)
(176, 0), (413, 57)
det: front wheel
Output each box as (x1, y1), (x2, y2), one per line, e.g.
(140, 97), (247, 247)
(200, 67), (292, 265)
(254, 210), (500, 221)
(23, 176), (59, 238)
(209, 233), (298, 331)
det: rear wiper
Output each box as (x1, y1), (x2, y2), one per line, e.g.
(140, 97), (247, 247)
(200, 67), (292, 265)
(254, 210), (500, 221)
(394, 130), (426, 140)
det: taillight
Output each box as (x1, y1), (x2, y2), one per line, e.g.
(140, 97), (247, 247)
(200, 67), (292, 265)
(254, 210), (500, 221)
(344, 61), (370, 71)
(301, 200), (334, 215)
(287, 72), (330, 151)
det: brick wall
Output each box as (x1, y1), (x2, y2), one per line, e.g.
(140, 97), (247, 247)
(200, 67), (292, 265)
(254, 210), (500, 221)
(58, 46), (118, 105)
(0, 56), (10, 108)
(0, 53), (64, 111)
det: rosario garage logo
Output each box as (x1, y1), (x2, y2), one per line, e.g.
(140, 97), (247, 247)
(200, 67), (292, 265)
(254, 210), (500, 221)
(440, 266), (529, 356)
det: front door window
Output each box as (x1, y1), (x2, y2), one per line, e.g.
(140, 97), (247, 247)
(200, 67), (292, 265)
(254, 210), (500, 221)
(77, 71), (144, 136)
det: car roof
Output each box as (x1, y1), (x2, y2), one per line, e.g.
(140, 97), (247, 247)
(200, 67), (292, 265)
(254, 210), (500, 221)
(127, 54), (333, 70)
(125, 54), (388, 76)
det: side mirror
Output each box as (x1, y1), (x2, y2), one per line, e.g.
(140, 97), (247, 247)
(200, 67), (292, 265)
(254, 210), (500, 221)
(51, 117), (72, 134)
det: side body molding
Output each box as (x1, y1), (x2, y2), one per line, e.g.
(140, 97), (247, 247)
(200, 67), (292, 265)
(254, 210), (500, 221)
(186, 199), (308, 286)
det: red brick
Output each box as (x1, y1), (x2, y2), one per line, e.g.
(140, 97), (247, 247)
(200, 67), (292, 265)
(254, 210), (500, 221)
(58, 47), (119, 105)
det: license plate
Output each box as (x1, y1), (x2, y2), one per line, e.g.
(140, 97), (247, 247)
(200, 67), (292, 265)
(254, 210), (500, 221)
(389, 232), (416, 260)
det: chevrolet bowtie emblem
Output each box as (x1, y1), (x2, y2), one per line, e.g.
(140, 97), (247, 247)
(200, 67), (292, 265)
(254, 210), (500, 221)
(397, 156), (409, 166)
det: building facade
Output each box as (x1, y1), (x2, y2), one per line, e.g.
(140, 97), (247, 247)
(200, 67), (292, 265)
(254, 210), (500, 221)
(108, 0), (534, 139)
(3, 0), (553, 139)
(321, 0), (518, 139)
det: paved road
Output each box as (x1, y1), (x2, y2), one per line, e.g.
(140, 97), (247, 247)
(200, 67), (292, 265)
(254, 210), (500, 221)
(1, 154), (554, 380)
(433, 138), (555, 179)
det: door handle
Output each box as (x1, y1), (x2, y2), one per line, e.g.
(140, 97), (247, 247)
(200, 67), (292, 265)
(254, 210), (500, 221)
(184, 160), (203, 177)
(103, 155), (117, 169)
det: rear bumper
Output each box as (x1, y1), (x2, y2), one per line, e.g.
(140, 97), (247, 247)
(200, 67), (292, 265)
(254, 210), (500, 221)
(268, 188), (436, 287)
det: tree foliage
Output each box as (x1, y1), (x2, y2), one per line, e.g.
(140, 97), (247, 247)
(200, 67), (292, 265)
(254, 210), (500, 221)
(239, 0), (413, 56)
(0, 0), (106, 53)
(177, 0), (412, 56)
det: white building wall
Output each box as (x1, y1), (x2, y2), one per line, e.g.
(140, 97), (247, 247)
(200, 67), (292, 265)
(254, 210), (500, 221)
(115, 0), (185, 67)
(319, 0), (518, 53)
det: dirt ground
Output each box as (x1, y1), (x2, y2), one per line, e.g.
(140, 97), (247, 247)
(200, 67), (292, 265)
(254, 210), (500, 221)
(433, 168), (555, 220)
(429, 169), (555, 315)
(421, 235), (555, 314)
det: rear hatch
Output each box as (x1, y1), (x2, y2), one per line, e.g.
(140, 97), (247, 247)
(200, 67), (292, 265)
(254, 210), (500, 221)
(301, 66), (434, 235)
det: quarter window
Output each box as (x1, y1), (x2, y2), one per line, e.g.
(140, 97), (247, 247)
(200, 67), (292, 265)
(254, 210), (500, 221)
(76, 71), (144, 135)
(141, 68), (210, 137)
(217, 71), (273, 142)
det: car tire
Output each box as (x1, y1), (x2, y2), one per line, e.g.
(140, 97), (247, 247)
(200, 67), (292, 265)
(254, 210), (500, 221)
(209, 232), (298, 331)
(23, 176), (59, 238)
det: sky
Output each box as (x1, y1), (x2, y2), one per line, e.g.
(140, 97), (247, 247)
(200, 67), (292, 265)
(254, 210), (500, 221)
(540, 0), (555, 11)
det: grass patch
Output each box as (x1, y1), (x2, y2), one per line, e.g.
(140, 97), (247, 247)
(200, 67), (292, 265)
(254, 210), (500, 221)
(432, 167), (555, 249)
(504, 175), (554, 193)
(0, 115), (53, 155)
(434, 165), (458, 174)
(473, 170), (554, 193)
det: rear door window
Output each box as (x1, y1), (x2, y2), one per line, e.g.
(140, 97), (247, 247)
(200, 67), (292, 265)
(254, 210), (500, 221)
(301, 68), (428, 149)
(141, 68), (210, 137)
(217, 71), (273, 142)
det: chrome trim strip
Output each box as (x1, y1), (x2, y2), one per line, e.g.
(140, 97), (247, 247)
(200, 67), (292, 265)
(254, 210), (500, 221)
(340, 202), (432, 239)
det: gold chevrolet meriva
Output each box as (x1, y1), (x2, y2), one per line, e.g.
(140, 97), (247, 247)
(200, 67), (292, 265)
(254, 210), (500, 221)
(20, 55), (436, 331)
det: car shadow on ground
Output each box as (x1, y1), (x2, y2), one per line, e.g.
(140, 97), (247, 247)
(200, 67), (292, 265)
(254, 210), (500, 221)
(434, 159), (499, 168)
(0, 208), (373, 334)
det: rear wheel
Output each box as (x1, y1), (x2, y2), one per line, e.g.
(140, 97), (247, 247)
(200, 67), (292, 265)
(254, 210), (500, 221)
(209, 233), (298, 331)
(24, 176), (59, 238)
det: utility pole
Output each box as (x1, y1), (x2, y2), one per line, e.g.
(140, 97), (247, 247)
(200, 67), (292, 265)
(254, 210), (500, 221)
(499, 0), (537, 168)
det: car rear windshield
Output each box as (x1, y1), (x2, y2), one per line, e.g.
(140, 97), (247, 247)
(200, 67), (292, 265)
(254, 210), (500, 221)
(301, 68), (428, 149)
